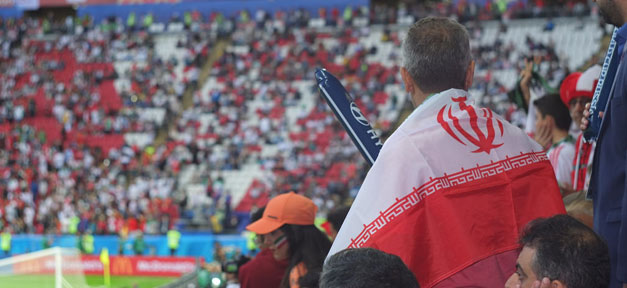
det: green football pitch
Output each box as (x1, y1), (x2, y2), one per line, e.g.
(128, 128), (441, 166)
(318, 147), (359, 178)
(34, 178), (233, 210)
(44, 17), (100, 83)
(0, 274), (177, 288)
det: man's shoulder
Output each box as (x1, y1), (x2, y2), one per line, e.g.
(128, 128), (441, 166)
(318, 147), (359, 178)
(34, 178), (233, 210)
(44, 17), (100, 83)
(560, 138), (577, 152)
(244, 249), (288, 271)
(240, 250), (270, 270)
(547, 141), (573, 156)
(377, 127), (425, 162)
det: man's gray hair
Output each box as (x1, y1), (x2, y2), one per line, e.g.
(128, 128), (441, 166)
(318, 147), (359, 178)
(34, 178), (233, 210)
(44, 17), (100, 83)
(402, 17), (471, 93)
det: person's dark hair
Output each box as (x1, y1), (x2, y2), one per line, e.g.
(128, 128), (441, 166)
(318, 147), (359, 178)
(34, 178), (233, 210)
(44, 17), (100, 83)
(320, 248), (419, 288)
(251, 206), (265, 222)
(402, 17), (471, 93)
(534, 93), (572, 131)
(279, 224), (332, 288)
(327, 206), (350, 233)
(520, 214), (610, 288)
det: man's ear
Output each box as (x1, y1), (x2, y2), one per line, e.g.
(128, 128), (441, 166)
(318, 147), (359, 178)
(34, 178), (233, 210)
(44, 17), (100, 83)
(550, 279), (567, 288)
(400, 67), (415, 94)
(464, 60), (475, 90)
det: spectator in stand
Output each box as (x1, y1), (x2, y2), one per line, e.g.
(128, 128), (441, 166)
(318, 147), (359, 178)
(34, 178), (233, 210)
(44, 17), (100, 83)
(167, 227), (181, 256)
(326, 206), (350, 241)
(504, 215), (610, 288)
(238, 206), (288, 288)
(246, 192), (331, 288)
(329, 17), (565, 288)
(558, 65), (601, 192)
(516, 57), (555, 149)
(320, 248), (419, 288)
(1, 227), (11, 256)
(533, 93), (575, 192)
(81, 231), (95, 255)
(213, 241), (226, 264)
(133, 232), (145, 256)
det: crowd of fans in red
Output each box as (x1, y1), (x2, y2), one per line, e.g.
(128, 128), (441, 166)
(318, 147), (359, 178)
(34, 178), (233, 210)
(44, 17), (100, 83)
(0, 15), (208, 235)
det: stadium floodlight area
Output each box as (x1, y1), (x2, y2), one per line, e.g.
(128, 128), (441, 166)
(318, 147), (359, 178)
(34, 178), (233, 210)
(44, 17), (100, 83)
(0, 247), (89, 288)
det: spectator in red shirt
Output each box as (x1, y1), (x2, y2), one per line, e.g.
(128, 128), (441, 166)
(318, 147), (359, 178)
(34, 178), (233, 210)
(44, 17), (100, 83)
(246, 192), (331, 288)
(238, 206), (288, 288)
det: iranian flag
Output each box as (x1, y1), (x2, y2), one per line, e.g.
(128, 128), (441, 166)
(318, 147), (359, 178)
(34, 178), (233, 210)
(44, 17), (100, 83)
(329, 89), (565, 288)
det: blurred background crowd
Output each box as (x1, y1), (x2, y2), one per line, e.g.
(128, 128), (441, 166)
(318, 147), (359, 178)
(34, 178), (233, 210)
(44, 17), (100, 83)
(0, 0), (606, 242)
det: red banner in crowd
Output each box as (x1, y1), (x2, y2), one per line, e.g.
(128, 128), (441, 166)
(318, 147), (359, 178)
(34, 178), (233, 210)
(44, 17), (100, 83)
(13, 255), (198, 277)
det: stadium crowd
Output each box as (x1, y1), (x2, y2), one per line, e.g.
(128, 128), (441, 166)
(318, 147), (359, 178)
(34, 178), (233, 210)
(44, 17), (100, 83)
(0, 14), (209, 235)
(2, 0), (626, 287)
(0, 0), (609, 247)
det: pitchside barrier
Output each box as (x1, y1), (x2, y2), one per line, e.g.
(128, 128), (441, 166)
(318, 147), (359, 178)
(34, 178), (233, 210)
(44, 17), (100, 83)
(4, 253), (198, 277)
(2, 234), (248, 263)
(82, 255), (198, 277)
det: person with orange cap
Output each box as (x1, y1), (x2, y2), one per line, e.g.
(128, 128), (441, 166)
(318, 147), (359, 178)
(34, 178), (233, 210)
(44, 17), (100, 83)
(238, 206), (288, 288)
(559, 65), (601, 192)
(246, 192), (331, 288)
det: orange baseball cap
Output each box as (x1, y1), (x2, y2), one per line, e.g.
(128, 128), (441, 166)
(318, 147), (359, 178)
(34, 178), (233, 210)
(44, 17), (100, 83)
(246, 192), (318, 235)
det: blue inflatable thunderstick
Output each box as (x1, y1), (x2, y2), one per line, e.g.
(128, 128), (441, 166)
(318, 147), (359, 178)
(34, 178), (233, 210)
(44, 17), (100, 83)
(315, 68), (383, 165)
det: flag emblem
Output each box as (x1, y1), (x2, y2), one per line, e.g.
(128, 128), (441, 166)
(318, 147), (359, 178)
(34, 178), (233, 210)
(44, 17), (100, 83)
(437, 96), (504, 154)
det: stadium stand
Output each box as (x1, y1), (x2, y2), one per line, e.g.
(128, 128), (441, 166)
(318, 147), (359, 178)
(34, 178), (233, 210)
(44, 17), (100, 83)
(0, 15), (212, 235)
(0, 0), (607, 240)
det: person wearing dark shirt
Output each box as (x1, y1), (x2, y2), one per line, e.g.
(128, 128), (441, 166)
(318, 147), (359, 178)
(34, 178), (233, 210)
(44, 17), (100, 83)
(326, 206), (350, 241)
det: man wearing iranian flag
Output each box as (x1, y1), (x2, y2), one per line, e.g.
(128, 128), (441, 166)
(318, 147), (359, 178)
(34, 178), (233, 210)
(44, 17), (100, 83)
(328, 17), (565, 288)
